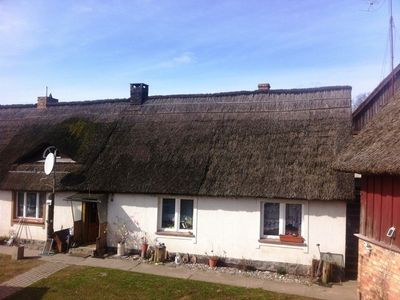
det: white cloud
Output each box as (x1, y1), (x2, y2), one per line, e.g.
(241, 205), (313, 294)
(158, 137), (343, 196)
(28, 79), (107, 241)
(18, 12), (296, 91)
(158, 52), (195, 68)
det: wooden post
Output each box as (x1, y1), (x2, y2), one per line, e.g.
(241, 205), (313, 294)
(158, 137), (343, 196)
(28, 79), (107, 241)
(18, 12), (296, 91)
(311, 259), (320, 278)
(155, 246), (166, 263)
(322, 261), (332, 284)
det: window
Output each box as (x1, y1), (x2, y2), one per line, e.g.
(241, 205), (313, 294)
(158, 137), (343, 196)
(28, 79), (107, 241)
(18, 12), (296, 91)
(161, 198), (175, 228)
(261, 201), (303, 239)
(159, 198), (194, 232)
(179, 199), (193, 230)
(15, 192), (46, 220)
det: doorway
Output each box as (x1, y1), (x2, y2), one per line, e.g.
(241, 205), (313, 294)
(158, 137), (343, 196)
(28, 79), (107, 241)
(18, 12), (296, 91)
(82, 202), (99, 244)
(345, 178), (360, 279)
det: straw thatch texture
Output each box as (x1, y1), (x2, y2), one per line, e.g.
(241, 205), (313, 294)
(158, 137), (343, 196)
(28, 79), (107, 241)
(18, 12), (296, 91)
(0, 87), (353, 201)
(335, 95), (400, 175)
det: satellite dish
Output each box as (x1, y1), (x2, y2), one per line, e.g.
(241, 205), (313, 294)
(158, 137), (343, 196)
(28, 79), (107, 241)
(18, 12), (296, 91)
(42, 146), (57, 159)
(44, 153), (55, 175)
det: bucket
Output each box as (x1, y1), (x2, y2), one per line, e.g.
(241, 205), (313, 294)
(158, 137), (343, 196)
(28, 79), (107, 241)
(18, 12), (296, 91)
(117, 242), (125, 256)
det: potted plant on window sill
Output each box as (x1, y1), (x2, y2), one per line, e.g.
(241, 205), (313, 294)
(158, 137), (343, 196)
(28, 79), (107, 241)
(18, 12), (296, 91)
(205, 250), (218, 267)
(279, 234), (304, 243)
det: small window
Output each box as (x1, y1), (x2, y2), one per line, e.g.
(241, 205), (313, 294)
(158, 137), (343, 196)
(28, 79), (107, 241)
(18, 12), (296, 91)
(180, 199), (193, 230)
(17, 192), (24, 217)
(263, 203), (279, 235)
(161, 198), (175, 229)
(261, 201), (303, 239)
(26, 192), (37, 218)
(159, 197), (194, 232)
(285, 204), (302, 236)
(15, 192), (46, 220)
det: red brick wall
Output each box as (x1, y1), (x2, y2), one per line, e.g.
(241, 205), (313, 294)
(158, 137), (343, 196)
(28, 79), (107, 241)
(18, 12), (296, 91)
(358, 239), (400, 300)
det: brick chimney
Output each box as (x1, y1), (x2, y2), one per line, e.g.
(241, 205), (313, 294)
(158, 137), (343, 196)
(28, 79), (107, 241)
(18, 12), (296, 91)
(258, 83), (271, 91)
(130, 83), (148, 105)
(37, 93), (59, 109)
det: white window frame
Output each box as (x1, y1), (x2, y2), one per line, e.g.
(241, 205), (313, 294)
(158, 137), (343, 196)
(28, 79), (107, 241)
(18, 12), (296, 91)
(16, 191), (44, 220)
(158, 197), (195, 233)
(260, 200), (305, 239)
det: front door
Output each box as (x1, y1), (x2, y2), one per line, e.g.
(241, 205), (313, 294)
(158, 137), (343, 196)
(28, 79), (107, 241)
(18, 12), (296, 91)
(82, 202), (99, 244)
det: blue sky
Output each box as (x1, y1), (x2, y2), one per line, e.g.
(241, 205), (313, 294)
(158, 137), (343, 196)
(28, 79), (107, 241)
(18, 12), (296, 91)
(0, 0), (399, 104)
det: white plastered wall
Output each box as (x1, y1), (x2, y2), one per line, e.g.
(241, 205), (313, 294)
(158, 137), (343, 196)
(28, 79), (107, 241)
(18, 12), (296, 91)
(0, 190), (46, 240)
(53, 192), (77, 232)
(0, 190), (76, 241)
(108, 194), (347, 266)
(107, 194), (158, 249)
(0, 191), (14, 237)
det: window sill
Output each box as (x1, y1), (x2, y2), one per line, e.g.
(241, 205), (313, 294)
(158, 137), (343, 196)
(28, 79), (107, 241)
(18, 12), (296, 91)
(258, 238), (306, 247)
(155, 231), (195, 238)
(355, 234), (400, 254)
(13, 218), (45, 226)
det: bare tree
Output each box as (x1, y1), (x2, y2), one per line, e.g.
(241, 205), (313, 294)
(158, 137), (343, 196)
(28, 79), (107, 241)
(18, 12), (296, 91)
(352, 92), (370, 111)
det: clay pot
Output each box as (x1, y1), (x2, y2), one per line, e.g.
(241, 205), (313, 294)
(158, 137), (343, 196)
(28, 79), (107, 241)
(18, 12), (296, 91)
(141, 243), (148, 258)
(208, 257), (218, 267)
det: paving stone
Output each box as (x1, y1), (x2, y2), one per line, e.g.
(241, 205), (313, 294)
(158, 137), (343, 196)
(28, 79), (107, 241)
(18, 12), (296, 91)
(0, 262), (67, 300)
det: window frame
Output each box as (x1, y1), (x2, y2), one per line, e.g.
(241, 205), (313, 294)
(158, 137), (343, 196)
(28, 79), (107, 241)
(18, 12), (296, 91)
(158, 197), (195, 233)
(13, 191), (46, 224)
(260, 200), (305, 240)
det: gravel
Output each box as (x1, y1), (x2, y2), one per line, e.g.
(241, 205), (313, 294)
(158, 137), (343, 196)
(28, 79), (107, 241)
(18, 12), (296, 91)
(115, 255), (312, 286)
(173, 262), (312, 286)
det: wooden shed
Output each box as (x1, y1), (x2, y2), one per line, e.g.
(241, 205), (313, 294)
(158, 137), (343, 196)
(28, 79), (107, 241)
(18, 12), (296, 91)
(336, 91), (400, 299)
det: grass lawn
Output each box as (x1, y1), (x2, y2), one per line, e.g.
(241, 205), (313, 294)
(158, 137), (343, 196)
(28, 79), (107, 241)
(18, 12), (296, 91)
(0, 253), (43, 283)
(9, 265), (316, 300)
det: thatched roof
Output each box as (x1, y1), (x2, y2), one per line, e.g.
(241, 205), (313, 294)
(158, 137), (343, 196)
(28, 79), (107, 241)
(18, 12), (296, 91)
(0, 86), (353, 201)
(335, 94), (400, 175)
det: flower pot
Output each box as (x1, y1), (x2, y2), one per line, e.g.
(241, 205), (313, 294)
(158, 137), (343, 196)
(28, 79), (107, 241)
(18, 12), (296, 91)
(208, 257), (218, 267)
(141, 243), (148, 258)
(11, 245), (24, 260)
(279, 235), (304, 243)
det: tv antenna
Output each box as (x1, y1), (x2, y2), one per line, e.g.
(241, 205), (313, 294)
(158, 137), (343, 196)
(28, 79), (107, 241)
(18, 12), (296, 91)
(389, 0), (395, 96)
(367, 0), (396, 96)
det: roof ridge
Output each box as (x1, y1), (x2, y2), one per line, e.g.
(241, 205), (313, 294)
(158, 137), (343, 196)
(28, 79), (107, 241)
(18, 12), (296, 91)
(149, 85), (351, 99)
(0, 85), (351, 109)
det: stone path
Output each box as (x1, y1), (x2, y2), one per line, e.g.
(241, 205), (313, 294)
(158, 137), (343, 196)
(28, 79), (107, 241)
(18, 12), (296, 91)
(0, 262), (67, 300)
(0, 246), (357, 300)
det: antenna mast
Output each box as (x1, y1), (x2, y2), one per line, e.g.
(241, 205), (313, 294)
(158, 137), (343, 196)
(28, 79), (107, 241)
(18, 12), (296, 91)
(389, 0), (395, 96)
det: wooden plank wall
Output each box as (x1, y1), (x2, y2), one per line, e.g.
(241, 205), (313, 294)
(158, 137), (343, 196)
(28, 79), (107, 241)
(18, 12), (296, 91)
(361, 175), (400, 248)
(353, 72), (400, 133)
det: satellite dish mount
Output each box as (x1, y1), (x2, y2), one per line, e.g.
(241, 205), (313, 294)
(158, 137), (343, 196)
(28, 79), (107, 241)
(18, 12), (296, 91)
(42, 146), (58, 239)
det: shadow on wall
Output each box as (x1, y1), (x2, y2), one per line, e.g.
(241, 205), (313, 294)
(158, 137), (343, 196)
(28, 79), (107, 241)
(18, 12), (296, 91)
(200, 197), (346, 219)
(108, 205), (148, 249)
(308, 200), (346, 219)
(9, 223), (34, 241)
(197, 197), (258, 213)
